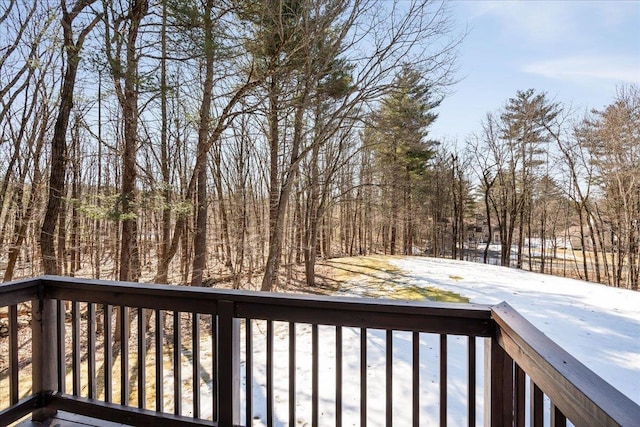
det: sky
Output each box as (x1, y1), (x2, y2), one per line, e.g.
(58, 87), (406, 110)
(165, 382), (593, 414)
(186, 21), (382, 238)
(429, 0), (640, 145)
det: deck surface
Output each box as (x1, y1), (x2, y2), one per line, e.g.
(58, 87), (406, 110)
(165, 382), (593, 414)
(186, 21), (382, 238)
(15, 411), (131, 427)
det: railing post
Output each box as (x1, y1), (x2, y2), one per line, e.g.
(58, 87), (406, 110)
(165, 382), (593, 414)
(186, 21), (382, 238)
(218, 300), (240, 426)
(484, 336), (514, 427)
(31, 287), (58, 421)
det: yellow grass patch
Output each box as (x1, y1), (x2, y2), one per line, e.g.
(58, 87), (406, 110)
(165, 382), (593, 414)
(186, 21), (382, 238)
(323, 256), (468, 302)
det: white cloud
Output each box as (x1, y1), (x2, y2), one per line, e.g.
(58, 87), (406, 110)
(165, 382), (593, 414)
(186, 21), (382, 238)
(462, 0), (640, 46)
(464, 0), (579, 43)
(523, 55), (640, 83)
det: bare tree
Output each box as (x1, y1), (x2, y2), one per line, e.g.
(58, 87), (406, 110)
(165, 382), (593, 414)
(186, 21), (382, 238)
(577, 85), (639, 289)
(468, 127), (498, 264)
(40, 0), (101, 275)
(2, 48), (58, 281)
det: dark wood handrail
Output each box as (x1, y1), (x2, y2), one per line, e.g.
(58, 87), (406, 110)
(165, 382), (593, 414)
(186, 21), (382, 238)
(40, 275), (494, 336)
(0, 395), (40, 426)
(492, 302), (640, 426)
(0, 277), (39, 306)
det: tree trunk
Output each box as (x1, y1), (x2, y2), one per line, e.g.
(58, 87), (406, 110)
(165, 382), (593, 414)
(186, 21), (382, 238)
(483, 177), (493, 264)
(262, 73), (310, 290)
(304, 144), (320, 287)
(191, 0), (215, 287)
(516, 205), (524, 269)
(214, 145), (233, 271)
(40, 41), (80, 274)
(262, 76), (281, 291)
(114, 0), (147, 283)
(191, 164), (208, 286)
(390, 192), (397, 256)
(156, 1), (170, 284)
(576, 206), (589, 282)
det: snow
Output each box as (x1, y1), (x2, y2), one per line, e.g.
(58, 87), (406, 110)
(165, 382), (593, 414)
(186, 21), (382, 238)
(391, 256), (640, 406)
(211, 257), (640, 426)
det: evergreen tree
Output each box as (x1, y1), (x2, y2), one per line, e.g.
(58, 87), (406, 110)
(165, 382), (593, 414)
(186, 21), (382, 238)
(500, 89), (559, 269)
(366, 65), (440, 254)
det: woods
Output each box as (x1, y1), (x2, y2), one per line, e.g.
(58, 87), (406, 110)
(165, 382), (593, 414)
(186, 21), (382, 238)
(470, 87), (639, 289)
(0, 0), (638, 291)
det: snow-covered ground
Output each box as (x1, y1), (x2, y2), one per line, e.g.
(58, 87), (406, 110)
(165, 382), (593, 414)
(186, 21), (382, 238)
(180, 256), (640, 426)
(391, 257), (640, 405)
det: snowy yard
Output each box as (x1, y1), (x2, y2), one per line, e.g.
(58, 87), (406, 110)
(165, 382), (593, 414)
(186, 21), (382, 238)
(244, 256), (640, 426)
(390, 257), (640, 406)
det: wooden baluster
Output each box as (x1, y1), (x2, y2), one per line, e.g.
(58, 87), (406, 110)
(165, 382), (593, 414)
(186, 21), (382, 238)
(104, 304), (112, 403)
(72, 301), (81, 395)
(312, 324), (319, 427)
(121, 306), (129, 406)
(211, 315), (218, 421)
(360, 328), (367, 427)
(217, 300), (240, 426)
(88, 303), (96, 399)
(137, 308), (146, 409)
(386, 330), (393, 427)
(440, 334), (447, 427)
(336, 326), (343, 427)
(155, 309), (164, 412)
(288, 322), (295, 427)
(514, 364), (526, 427)
(468, 336), (476, 427)
(57, 300), (65, 393)
(485, 337), (514, 427)
(192, 312), (200, 418)
(551, 403), (567, 427)
(530, 382), (543, 427)
(245, 319), (253, 427)
(267, 320), (274, 427)
(173, 311), (181, 415)
(413, 331), (420, 427)
(9, 304), (18, 405)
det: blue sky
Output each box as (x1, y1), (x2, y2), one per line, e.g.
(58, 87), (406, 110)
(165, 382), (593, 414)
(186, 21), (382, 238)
(430, 0), (640, 144)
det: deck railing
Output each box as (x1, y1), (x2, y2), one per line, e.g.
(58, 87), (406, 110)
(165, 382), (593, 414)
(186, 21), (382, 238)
(0, 276), (638, 426)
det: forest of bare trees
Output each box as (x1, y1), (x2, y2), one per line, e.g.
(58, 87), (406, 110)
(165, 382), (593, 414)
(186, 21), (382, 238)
(1, 0), (638, 291)
(469, 87), (639, 290)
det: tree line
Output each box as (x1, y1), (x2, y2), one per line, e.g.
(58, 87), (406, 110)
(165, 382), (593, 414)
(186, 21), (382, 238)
(1, 0), (637, 291)
(469, 87), (639, 290)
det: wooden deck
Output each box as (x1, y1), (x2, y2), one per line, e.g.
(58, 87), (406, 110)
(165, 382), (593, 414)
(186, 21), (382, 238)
(16, 411), (131, 427)
(1, 276), (639, 426)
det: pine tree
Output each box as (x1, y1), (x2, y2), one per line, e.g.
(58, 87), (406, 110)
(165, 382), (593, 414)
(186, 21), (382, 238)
(366, 65), (440, 255)
(500, 89), (559, 269)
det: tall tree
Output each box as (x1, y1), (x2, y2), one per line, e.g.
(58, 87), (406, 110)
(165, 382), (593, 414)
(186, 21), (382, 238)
(190, 0), (216, 286)
(468, 123), (499, 264)
(302, 61), (356, 286)
(103, 0), (148, 282)
(40, 0), (101, 275)
(256, 0), (348, 291)
(480, 112), (518, 266)
(546, 108), (602, 282)
(365, 65), (440, 255)
(2, 48), (57, 282)
(155, 0), (171, 284)
(500, 89), (559, 269)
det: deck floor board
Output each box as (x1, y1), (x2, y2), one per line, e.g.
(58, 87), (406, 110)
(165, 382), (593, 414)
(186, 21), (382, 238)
(15, 411), (132, 427)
